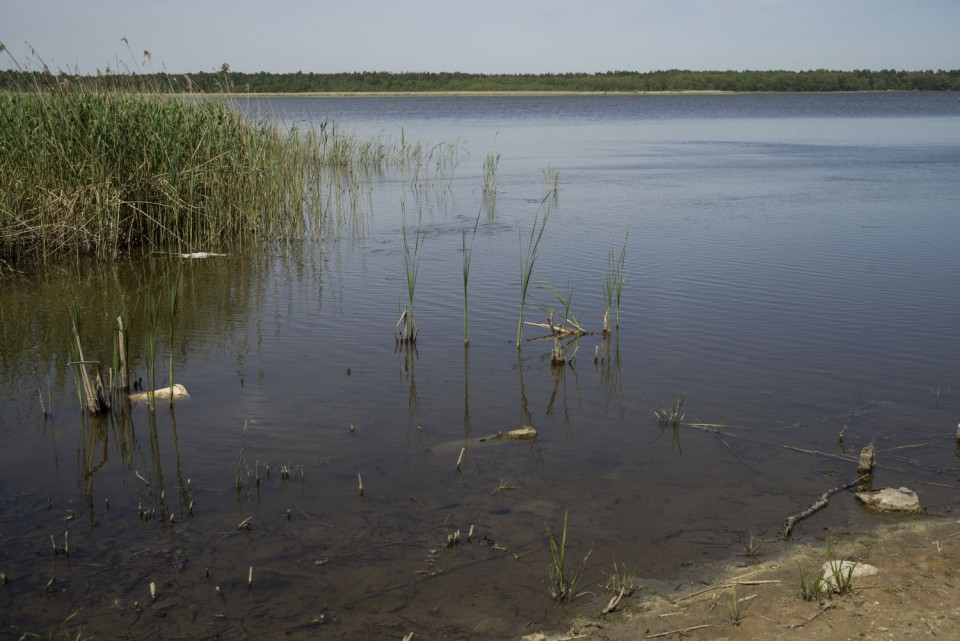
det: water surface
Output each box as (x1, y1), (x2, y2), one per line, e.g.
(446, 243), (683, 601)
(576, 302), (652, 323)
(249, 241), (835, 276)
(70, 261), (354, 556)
(2, 92), (959, 639)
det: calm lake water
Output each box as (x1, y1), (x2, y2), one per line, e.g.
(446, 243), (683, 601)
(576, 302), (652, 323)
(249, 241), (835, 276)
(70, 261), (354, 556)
(2, 92), (959, 639)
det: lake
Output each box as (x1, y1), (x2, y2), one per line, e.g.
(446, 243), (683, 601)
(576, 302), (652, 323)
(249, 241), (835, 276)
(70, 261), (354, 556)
(1, 91), (959, 639)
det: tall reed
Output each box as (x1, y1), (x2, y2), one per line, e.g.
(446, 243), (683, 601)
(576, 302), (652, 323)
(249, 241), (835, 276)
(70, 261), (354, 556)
(482, 152), (500, 196)
(516, 200), (550, 347)
(144, 292), (158, 411)
(546, 510), (589, 603)
(397, 200), (422, 344)
(167, 270), (182, 406)
(461, 207), (482, 347)
(0, 57), (452, 263)
(543, 165), (559, 198)
(601, 232), (628, 334)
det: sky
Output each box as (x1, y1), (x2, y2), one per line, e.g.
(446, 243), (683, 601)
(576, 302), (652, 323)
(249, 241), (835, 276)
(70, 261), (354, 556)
(2, 0), (958, 75)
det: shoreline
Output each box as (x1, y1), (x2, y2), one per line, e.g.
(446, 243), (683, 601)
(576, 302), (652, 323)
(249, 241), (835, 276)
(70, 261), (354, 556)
(522, 515), (960, 640)
(215, 89), (928, 98)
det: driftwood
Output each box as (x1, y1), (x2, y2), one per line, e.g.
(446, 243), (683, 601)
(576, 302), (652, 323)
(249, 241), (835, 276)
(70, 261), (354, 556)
(524, 313), (587, 338)
(432, 426), (538, 456)
(787, 601), (836, 628)
(778, 475), (869, 540)
(779, 444), (857, 464)
(478, 425), (538, 442)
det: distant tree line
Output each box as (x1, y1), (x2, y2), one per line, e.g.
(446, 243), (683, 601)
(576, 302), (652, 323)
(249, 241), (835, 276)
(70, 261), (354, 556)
(2, 68), (959, 93)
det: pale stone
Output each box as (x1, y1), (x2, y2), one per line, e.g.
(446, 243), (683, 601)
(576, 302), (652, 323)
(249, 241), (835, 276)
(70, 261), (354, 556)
(855, 486), (921, 513)
(819, 559), (879, 591)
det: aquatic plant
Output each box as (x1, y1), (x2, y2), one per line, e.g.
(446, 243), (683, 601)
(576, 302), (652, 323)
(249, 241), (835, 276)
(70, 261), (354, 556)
(482, 151), (500, 196)
(543, 164), (559, 198)
(654, 394), (685, 429)
(69, 307), (109, 415)
(461, 207), (482, 347)
(601, 232), (628, 334)
(542, 279), (584, 365)
(602, 560), (636, 596)
(167, 270), (181, 406)
(517, 201), (551, 347)
(143, 292), (158, 411)
(113, 309), (130, 395)
(546, 510), (590, 604)
(397, 200), (423, 344)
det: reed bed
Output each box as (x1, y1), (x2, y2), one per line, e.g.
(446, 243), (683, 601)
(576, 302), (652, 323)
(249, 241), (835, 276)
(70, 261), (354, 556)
(0, 74), (454, 264)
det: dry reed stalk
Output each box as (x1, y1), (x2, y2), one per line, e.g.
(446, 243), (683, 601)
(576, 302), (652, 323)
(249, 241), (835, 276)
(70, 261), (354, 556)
(116, 315), (129, 391)
(70, 320), (109, 414)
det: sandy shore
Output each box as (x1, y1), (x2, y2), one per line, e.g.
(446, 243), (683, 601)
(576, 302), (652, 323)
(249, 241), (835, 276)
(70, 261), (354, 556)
(521, 516), (960, 641)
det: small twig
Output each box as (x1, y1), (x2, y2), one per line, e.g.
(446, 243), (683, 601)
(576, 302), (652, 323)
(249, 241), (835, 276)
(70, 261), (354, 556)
(779, 444), (857, 464)
(647, 624), (711, 638)
(882, 442), (934, 452)
(673, 580), (780, 603)
(787, 601), (836, 628)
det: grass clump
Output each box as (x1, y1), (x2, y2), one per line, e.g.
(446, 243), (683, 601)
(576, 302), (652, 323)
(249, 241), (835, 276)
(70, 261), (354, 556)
(602, 560), (636, 596)
(546, 510), (590, 604)
(798, 540), (858, 601)
(654, 394), (685, 428)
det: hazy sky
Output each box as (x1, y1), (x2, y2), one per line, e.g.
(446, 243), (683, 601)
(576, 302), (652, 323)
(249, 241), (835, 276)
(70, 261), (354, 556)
(2, 0), (958, 74)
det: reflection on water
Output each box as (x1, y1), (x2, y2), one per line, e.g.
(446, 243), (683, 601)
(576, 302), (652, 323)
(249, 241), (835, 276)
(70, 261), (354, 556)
(2, 93), (960, 639)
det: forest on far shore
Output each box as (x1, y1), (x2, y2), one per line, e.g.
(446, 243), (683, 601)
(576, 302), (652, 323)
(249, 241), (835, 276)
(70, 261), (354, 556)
(2, 68), (959, 93)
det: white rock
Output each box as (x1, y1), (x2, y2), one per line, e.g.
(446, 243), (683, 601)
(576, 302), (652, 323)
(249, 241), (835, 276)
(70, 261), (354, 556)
(819, 560), (879, 591)
(855, 486), (921, 513)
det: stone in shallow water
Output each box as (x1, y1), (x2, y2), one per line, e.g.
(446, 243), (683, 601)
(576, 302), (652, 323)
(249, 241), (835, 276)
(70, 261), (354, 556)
(855, 486), (921, 513)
